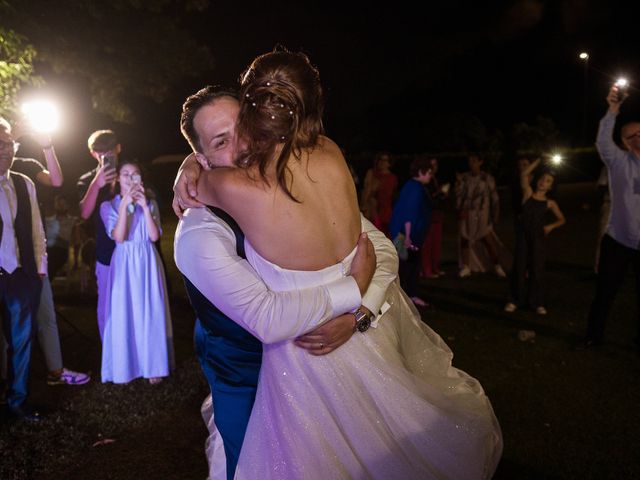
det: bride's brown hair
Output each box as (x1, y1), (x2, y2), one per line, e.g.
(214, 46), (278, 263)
(237, 48), (324, 201)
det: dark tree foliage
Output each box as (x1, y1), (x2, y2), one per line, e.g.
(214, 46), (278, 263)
(0, 26), (42, 118)
(511, 116), (560, 156)
(1, 0), (214, 122)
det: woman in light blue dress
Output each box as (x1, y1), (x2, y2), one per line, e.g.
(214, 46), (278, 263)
(100, 160), (174, 384)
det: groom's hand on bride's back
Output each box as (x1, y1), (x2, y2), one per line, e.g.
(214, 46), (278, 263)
(294, 313), (358, 356)
(294, 233), (376, 356)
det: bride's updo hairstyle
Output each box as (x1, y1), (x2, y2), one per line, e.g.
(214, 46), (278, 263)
(237, 48), (324, 201)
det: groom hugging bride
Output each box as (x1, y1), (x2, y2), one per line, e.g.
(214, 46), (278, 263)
(174, 48), (502, 480)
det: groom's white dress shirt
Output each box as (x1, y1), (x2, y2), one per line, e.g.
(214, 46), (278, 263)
(174, 208), (397, 343)
(174, 208), (398, 480)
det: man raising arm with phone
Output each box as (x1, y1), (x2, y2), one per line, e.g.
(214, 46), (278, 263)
(581, 83), (640, 350)
(76, 130), (119, 340)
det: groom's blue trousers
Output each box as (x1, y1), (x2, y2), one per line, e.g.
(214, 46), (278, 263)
(186, 276), (263, 480)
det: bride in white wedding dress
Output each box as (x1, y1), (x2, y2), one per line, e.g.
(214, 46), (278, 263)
(195, 49), (503, 479)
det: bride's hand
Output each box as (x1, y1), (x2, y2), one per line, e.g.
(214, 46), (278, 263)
(172, 153), (204, 218)
(350, 233), (376, 295)
(294, 312), (360, 356)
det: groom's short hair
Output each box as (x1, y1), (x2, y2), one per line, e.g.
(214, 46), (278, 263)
(180, 85), (238, 153)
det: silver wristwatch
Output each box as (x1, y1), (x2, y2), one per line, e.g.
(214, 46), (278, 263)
(353, 308), (373, 333)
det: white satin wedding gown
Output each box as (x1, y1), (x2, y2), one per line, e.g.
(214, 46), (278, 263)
(206, 239), (503, 480)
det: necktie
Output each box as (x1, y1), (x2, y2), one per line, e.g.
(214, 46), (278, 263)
(0, 175), (19, 273)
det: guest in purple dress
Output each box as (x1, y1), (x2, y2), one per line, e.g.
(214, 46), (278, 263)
(100, 160), (174, 384)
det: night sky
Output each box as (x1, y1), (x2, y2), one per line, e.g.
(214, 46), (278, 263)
(15, 0), (640, 194)
(176, 0), (640, 151)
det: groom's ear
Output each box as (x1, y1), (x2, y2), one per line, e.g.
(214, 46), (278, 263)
(194, 152), (211, 170)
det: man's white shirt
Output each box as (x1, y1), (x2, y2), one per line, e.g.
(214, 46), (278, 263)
(174, 208), (397, 343)
(0, 171), (47, 274)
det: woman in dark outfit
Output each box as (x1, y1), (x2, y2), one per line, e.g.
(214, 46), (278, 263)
(504, 158), (566, 315)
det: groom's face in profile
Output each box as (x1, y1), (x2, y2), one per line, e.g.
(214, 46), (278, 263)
(193, 96), (240, 169)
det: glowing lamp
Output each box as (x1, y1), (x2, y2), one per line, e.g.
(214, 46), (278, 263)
(21, 100), (60, 133)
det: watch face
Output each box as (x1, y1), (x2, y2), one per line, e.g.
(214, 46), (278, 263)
(356, 317), (371, 332)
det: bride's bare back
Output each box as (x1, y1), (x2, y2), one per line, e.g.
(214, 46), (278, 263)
(204, 136), (361, 271)
(194, 50), (364, 269)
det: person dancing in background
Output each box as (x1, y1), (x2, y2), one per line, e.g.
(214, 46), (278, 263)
(422, 157), (449, 278)
(389, 155), (433, 307)
(191, 48), (502, 479)
(504, 158), (565, 315)
(456, 153), (508, 278)
(360, 151), (397, 236)
(100, 160), (173, 384)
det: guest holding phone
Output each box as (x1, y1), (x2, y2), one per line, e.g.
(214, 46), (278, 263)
(77, 130), (119, 340)
(99, 160), (173, 384)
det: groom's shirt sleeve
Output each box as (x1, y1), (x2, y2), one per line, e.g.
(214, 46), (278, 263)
(359, 214), (399, 326)
(174, 207), (361, 344)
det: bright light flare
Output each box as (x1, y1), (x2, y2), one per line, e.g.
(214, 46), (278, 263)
(551, 154), (563, 165)
(21, 100), (60, 133)
(579, 52), (589, 60)
(615, 77), (628, 89)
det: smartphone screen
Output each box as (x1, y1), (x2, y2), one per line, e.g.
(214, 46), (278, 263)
(615, 79), (629, 102)
(102, 154), (116, 171)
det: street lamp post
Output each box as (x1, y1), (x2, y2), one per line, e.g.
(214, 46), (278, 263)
(579, 52), (589, 145)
